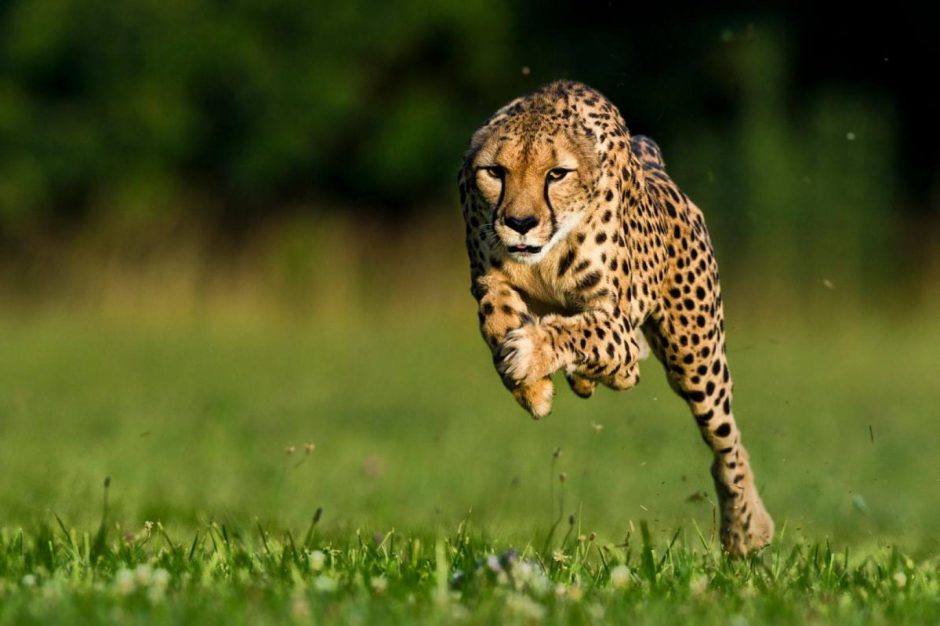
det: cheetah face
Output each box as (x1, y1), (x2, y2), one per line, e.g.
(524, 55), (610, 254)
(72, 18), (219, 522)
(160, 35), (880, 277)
(471, 124), (598, 265)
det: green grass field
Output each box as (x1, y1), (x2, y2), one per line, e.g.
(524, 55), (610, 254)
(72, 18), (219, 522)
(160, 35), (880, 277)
(1, 306), (939, 624)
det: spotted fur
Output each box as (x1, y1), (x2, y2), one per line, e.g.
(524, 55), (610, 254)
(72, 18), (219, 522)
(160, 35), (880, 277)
(458, 80), (773, 557)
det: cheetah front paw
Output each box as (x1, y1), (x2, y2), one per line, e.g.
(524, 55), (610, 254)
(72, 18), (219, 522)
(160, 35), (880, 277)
(511, 378), (555, 419)
(497, 324), (559, 386)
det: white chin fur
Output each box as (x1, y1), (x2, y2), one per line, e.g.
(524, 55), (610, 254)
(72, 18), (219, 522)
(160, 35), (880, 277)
(505, 214), (582, 265)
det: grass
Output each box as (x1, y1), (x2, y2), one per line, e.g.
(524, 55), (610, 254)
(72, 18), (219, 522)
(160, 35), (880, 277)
(2, 518), (939, 625)
(0, 299), (939, 624)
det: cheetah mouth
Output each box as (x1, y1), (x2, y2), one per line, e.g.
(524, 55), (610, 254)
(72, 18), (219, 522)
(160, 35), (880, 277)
(507, 244), (543, 255)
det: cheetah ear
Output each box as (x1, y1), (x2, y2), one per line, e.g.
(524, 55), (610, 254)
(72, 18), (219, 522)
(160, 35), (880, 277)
(471, 96), (525, 152)
(460, 126), (491, 184)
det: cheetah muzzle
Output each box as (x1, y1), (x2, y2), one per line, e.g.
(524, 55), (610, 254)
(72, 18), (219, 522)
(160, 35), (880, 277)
(458, 80), (774, 557)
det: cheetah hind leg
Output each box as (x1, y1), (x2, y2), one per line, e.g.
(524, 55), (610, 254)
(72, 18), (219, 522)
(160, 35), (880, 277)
(642, 317), (773, 557)
(564, 329), (651, 398)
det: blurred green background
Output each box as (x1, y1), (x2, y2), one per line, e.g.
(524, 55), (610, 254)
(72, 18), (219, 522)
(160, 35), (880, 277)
(0, 2), (938, 554)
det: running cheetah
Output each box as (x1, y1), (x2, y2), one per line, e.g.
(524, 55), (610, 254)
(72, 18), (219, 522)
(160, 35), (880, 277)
(457, 80), (773, 556)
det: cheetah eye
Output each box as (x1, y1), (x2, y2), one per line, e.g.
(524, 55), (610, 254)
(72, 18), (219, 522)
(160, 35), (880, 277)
(479, 165), (505, 180)
(546, 167), (572, 182)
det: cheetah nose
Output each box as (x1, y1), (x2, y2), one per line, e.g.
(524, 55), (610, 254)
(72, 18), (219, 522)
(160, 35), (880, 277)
(504, 215), (539, 234)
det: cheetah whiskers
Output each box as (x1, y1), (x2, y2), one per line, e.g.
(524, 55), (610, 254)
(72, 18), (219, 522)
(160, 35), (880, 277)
(478, 223), (501, 249)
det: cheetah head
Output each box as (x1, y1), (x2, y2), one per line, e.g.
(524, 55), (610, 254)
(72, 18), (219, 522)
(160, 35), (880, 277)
(467, 105), (601, 265)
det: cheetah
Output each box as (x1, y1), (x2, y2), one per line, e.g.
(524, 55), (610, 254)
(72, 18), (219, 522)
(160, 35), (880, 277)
(457, 80), (773, 557)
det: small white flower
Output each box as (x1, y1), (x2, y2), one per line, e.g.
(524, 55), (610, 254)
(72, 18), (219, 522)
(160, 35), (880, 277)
(486, 554), (502, 572)
(370, 576), (388, 595)
(587, 602), (604, 619)
(528, 571), (551, 597)
(554, 583), (567, 598)
(309, 550), (326, 572)
(610, 564), (631, 589)
(505, 593), (546, 621)
(894, 571), (907, 588)
(114, 568), (135, 595)
(152, 569), (170, 590)
(134, 564), (153, 586)
(147, 567), (170, 604)
(21, 574), (36, 588)
(313, 575), (337, 593)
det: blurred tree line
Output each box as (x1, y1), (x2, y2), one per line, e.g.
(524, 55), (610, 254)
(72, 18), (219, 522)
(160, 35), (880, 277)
(0, 1), (937, 301)
(0, 0), (518, 223)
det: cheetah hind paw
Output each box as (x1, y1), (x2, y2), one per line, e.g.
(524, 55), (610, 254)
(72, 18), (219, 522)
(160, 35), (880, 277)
(721, 494), (775, 558)
(565, 372), (596, 398)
